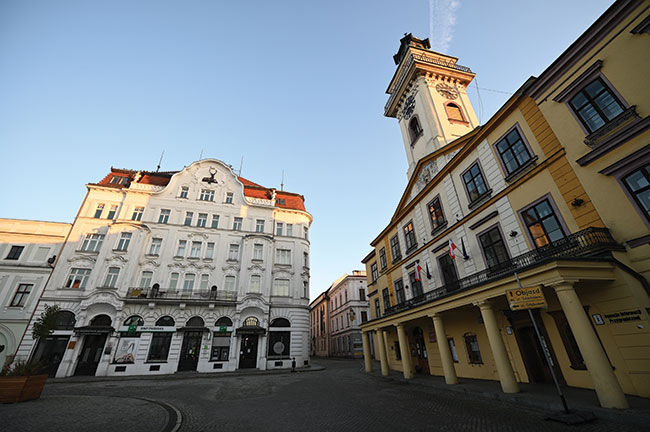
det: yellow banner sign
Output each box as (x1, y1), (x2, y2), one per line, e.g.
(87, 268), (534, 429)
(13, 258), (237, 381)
(507, 286), (547, 310)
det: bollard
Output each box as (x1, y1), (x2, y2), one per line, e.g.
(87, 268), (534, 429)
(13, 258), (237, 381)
(291, 357), (296, 372)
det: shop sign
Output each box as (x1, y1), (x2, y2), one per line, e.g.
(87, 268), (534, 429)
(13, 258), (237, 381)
(216, 325), (228, 333)
(507, 286), (547, 310)
(118, 326), (176, 333)
(604, 309), (642, 324)
(127, 325), (138, 334)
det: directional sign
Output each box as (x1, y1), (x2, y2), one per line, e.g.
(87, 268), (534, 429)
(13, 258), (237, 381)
(507, 286), (547, 310)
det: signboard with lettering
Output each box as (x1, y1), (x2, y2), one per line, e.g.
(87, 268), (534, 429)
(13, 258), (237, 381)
(604, 309), (642, 324)
(118, 326), (176, 333)
(507, 286), (547, 310)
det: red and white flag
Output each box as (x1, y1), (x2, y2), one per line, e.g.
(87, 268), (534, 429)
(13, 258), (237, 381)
(415, 263), (423, 281)
(449, 239), (459, 259)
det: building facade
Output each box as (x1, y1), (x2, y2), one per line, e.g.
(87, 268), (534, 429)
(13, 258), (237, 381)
(329, 271), (369, 358)
(360, 0), (650, 410)
(0, 219), (71, 368)
(14, 159), (312, 377)
(309, 290), (331, 357)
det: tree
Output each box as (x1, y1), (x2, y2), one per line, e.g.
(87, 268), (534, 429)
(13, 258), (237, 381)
(31, 304), (61, 340)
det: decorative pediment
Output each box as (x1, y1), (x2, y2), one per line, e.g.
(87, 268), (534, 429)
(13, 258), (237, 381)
(79, 292), (123, 312)
(411, 159), (439, 199)
(272, 269), (294, 277)
(222, 264), (240, 272)
(67, 255), (96, 264)
(139, 259), (161, 268)
(188, 232), (209, 240)
(167, 262), (187, 269)
(247, 264), (265, 272)
(105, 254), (128, 264)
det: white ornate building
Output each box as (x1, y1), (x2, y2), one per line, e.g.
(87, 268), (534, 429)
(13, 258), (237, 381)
(328, 270), (369, 358)
(14, 159), (312, 377)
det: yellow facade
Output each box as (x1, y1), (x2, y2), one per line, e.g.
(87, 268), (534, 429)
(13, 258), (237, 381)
(360, 1), (650, 409)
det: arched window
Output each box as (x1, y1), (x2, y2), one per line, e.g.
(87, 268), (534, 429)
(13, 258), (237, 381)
(156, 315), (175, 327)
(216, 317), (233, 327)
(186, 316), (205, 327)
(408, 117), (423, 143)
(270, 318), (291, 328)
(124, 315), (144, 327)
(243, 316), (259, 327)
(90, 314), (112, 326)
(445, 103), (465, 122)
(54, 311), (76, 330)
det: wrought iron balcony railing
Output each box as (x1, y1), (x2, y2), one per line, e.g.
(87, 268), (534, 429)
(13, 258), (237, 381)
(125, 287), (238, 302)
(384, 227), (621, 316)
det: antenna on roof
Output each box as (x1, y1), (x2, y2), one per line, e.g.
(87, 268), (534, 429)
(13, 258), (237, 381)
(238, 156), (244, 177)
(199, 149), (204, 160)
(156, 150), (165, 172)
(281, 170), (284, 191)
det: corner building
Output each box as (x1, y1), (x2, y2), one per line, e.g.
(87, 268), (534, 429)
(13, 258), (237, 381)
(360, 1), (650, 410)
(15, 159), (312, 377)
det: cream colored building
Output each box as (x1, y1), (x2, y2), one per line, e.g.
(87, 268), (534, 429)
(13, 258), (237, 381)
(329, 270), (369, 358)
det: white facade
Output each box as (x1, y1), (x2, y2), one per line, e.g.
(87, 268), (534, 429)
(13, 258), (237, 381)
(14, 159), (312, 377)
(328, 271), (369, 358)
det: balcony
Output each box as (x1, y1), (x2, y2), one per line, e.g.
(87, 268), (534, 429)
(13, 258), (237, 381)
(125, 287), (238, 303)
(384, 227), (621, 316)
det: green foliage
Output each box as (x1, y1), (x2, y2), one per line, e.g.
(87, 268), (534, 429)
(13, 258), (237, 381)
(31, 304), (61, 340)
(0, 360), (43, 377)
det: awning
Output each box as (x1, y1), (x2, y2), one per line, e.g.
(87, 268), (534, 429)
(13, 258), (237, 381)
(74, 326), (114, 335)
(235, 325), (266, 335)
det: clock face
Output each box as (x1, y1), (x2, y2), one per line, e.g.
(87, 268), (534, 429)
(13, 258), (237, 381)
(435, 83), (459, 100)
(403, 95), (416, 119)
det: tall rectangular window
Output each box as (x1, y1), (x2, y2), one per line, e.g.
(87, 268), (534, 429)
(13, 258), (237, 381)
(148, 238), (162, 255)
(6, 245), (24, 260)
(361, 311), (368, 323)
(197, 213), (208, 227)
(180, 186), (189, 198)
(255, 219), (265, 233)
(104, 267), (120, 288)
(286, 224), (293, 236)
(10, 284), (32, 307)
(205, 242), (215, 259)
(184, 212), (193, 226)
(190, 241), (202, 258)
(211, 214), (219, 228)
(370, 262), (378, 282)
(359, 288), (365, 299)
(374, 299), (380, 318)
(94, 203), (104, 218)
(462, 162), (489, 203)
(478, 226), (510, 270)
(233, 217), (242, 231)
(276, 249), (291, 265)
(622, 164), (650, 222)
(139, 271), (153, 288)
(250, 274), (261, 293)
(116, 233), (131, 251)
(408, 271), (423, 298)
(176, 240), (187, 257)
(403, 221), (417, 251)
(199, 274), (209, 290)
(183, 273), (195, 292)
(272, 279), (290, 296)
(303, 252), (309, 267)
(428, 197), (446, 231)
(148, 333), (172, 361)
(304, 226), (309, 240)
(199, 189), (215, 201)
(495, 127), (532, 176)
(107, 205), (118, 220)
(81, 234), (104, 252)
(390, 235), (402, 262)
(569, 78), (625, 133)
(228, 244), (240, 261)
(448, 338), (459, 362)
(131, 206), (144, 221)
(169, 272), (179, 291)
(225, 192), (234, 203)
(253, 244), (263, 261)
(382, 288), (390, 310)
(464, 333), (483, 364)
(224, 275), (236, 291)
(276, 222), (283, 236)
(65, 268), (91, 289)
(521, 199), (566, 248)
(379, 248), (387, 270)
(394, 279), (405, 304)
(158, 209), (170, 224)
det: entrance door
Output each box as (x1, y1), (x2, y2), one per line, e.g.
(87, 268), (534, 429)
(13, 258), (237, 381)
(74, 334), (108, 376)
(413, 327), (429, 374)
(178, 331), (203, 371)
(33, 336), (70, 377)
(438, 254), (459, 290)
(238, 334), (258, 369)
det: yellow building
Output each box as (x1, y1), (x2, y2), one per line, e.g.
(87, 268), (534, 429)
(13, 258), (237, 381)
(360, 0), (650, 410)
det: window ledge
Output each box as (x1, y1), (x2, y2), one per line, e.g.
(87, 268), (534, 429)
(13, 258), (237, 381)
(584, 106), (639, 148)
(145, 254), (159, 258)
(405, 245), (419, 255)
(76, 250), (99, 254)
(173, 255), (184, 259)
(251, 259), (263, 263)
(112, 249), (128, 254)
(226, 259), (239, 263)
(503, 156), (539, 183)
(448, 118), (470, 126)
(430, 221), (448, 237)
(203, 258), (214, 262)
(467, 190), (493, 210)
(187, 257), (200, 261)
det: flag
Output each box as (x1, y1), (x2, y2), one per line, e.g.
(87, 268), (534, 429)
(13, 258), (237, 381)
(449, 239), (459, 259)
(426, 262), (432, 279)
(415, 263), (423, 281)
(461, 237), (469, 259)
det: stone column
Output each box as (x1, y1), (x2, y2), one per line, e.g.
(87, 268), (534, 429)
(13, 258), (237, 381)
(553, 282), (628, 409)
(362, 331), (373, 372)
(430, 313), (458, 384)
(376, 329), (390, 376)
(396, 323), (414, 379)
(477, 300), (519, 393)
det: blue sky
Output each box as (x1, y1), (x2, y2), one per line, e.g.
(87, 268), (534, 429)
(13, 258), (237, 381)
(0, 0), (614, 297)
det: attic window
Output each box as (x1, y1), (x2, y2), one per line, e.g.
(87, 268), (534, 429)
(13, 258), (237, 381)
(110, 176), (128, 185)
(276, 198), (286, 205)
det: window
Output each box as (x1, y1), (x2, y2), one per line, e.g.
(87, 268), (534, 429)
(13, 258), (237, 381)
(379, 248), (387, 270)
(190, 241), (202, 258)
(374, 299), (380, 317)
(158, 209), (170, 224)
(394, 341), (401, 360)
(303, 252), (309, 267)
(439, 253), (459, 287)
(495, 128), (532, 177)
(478, 226), (510, 270)
(211, 335), (231, 361)
(184, 212), (193, 226)
(408, 271), (423, 298)
(382, 288), (390, 309)
(303, 281), (308, 298)
(224, 275), (236, 291)
(169, 273), (179, 291)
(569, 78), (625, 133)
(197, 213), (208, 227)
(124, 315), (144, 326)
(304, 226), (309, 240)
(10, 284), (32, 307)
(390, 235), (402, 262)
(250, 274), (261, 293)
(276, 222), (283, 236)
(110, 175), (128, 185)
(403, 221), (417, 251)
(360, 311), (368, 323)
(183, 273), (195, 292)
(176, 240), (187, 257)
(622, 164), (650, 222)
(448, 338), (459, 362)
(228, 244), (239, 261)
(276, 249), (291, 265)
(463, 333), (483, 364)
(268, 331), (291, 358)
(445, 102), (465, 122)
(211, 214), (220, 228)
(272, 279), (290, 296)
(149, 238), (162, 255)
(233, 217), (242, 231)
(200, 274), (209, 290)
(139, 271), (153, 288)
(370, 262), (378, 282)
(81, 234), (104, 252)
(107, 205), (118, 220)
(359, 288), (365, 299)
(116, 233), (131, 251)
(253, 244), (263, 261)
(408, 117), (423, 142)
(199, 189), (215, 201)
(148, 331), (172, 362)
(205, 242), (215, 259)
(428, 197), (446, 231)
(286, 224), (293, 236)
(225, 192), (233, 204)
(521, 198), (566, 248)
(180, 186), (189, 198)
(65, 268), (91, 289)
(394, 279), (405, 304)
(548, 310), (586, 370)
(131, 206), (144, 221)
(94, 203), (104, 218)
(255, 219), (265, 233)
(103, 267), (120, 288)
(462, 162), (489, 203)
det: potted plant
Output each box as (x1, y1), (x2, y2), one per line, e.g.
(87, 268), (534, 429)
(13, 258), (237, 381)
(0, 304), (59, 403)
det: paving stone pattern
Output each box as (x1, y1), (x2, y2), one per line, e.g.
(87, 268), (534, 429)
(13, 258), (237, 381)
(1, 359), (644, 432)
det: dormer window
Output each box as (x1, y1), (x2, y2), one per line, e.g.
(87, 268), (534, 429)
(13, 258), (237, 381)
(408, 117), (423, 143)
(445, 102), (466, 123)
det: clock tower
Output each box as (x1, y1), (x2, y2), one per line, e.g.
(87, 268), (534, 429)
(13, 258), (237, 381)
(385, 34), (479, 178)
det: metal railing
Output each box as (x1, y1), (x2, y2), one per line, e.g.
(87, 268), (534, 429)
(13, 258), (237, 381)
(384, 227), (620, 315)
(126, 287), (238, 302)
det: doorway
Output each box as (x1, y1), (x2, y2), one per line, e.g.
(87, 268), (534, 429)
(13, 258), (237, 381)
(33, 336), (70, 377)
(178, 331), (203, 371)
(74, 334), (108, 376)
(238, 334), (258, 369)
(412, 327), (429, 374)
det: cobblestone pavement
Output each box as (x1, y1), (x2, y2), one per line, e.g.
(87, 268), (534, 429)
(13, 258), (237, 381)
(2, 359), (646, 432)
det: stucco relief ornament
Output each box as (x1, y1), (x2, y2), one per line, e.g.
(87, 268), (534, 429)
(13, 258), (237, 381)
(415, 160), (439, 193)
